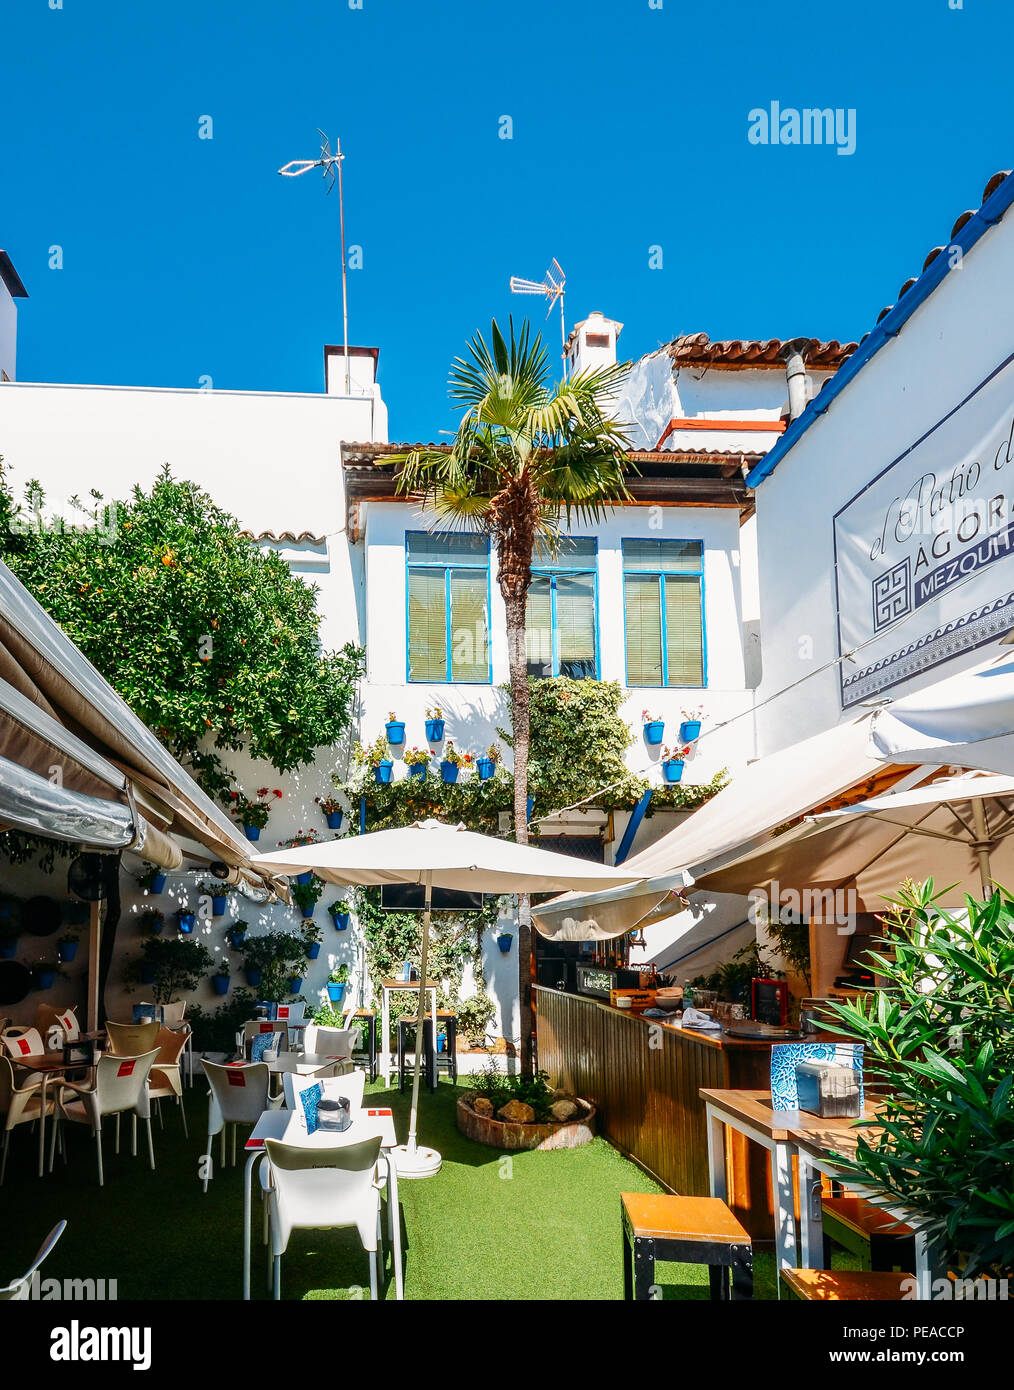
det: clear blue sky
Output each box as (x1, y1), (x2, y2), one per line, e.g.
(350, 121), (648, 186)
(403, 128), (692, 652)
(2, 0), (1011, 440)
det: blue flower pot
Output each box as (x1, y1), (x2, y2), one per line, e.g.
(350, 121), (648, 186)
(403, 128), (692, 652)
(325, 811), (343, 830)
(140, 962), (156, 985)
(300, 905), (315, 920)
(212, 974), (230, 996)
(227, 930), (246, 949)
(643, 720), (665, 745)
(150, 873), (167, 895)
(245, 967), (262, 987)
(408, 763), (427, 780)
(0, 938), (19, 959)
(437, 1032), (446, 1053)
(243, 825), (261, 842)
(425, 718), (445, 743)
(476, 758), (495, 781)
(293, 871), (312, 886)
(497, 934), (513, 954)
(326, 982), (347, 1004)
(385, 720), (406, 745)
(527, 796), (535, 820)
(36, 968), (57, 990)
(306, 942), (321, 960)
(375, 760), (394, 785)
(662, 758), (685, 784)
(679, 720), (702, 743)
(211, 895), (227, 917)
(332, 912), (350, 931)
(57, 940), (78, 963)
(440, 761), (458, 784)
(289, 976), (303, 994)
(177, 912), (196, 934)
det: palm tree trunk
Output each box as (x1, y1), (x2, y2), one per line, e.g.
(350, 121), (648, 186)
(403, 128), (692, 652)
(504, 591), (535, 1077)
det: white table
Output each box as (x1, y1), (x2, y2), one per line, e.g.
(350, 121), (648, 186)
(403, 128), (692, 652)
(241, 1105), (402, 1300)
(379, 978), (437, 1088)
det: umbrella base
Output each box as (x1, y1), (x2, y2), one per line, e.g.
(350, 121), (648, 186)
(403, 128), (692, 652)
(392, 1144), (442, 1179)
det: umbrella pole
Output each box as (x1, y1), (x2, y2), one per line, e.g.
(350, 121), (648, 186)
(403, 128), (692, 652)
(394, 871), (442, 1179)
(972, 798), (993, 897)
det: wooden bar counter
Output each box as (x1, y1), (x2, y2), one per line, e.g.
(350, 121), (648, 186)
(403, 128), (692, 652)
(535, 986), (778, 1240)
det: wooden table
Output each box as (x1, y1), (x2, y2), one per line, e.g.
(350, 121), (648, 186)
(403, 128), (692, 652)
(379, 978), (438, 1088)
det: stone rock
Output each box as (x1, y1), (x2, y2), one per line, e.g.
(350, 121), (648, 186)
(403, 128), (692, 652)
(497, 1099), (535, 1124)
(550, 1098), (579, 1122)
(471, 1095), (494, 1117)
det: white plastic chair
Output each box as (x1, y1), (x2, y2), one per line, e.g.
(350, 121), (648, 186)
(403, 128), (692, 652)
(0, 1220), (67, 1300)
(274, 1002), (307, 1048)
(282, 1067), (367, 1114)
(54, 1048), (159, 1187)
(201, 1059), (283, 1193)
(147, 1027), (189, 1136)
(241, 1021), (291, 1060)
(0, 1056), (59, 1183)
(261, 1134), (384, 1300)
(1, 1028), (45, 1061)
(34, 1006), (81, 1044)
(304, 1024), (358, 1072)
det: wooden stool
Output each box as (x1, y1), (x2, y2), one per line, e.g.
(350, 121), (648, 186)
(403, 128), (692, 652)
(822, 1197), (915, 1272)
(397, 1016), (438, 1093)
(435, 1011), (458, 1083)
(620, 1193), (753, 1301)
(781, 1268), (913, 1301)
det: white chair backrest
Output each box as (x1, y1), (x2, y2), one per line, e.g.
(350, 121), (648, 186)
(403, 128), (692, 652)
(203, 1060), (272, 1125)
(274, 1002), (305, 1025)
(307, 1025), (357, 1057)
(242, 1021), (290, 1055)
(283, 1067), (366, 1114)
(160, 1001), (187, 1028)
(0, 1220), (67, 1301)
(1, 1028), (44, 1060)
(264, 1136), (381, 1244)
(94, 1049), (159, 1118)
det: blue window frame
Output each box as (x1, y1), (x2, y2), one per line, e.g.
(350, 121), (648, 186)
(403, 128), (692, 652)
(525, 538), (599, 679)
(622, 538), (706, 687)
(405, 532), (491, 683)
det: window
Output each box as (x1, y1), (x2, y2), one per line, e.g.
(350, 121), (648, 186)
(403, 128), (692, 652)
(406, 532), (490, 683)
(622, 538), (705, 687)
(526, 538), (598, 679)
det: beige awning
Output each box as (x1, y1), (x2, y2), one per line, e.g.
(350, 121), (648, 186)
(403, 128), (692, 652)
(532, 714), (911, 940)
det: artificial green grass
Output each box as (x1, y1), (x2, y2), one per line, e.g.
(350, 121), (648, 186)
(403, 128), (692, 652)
(0, 1077), (785, 1300)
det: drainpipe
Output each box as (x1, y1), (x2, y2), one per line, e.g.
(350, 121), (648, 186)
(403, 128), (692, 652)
(783, 346), (809, 422)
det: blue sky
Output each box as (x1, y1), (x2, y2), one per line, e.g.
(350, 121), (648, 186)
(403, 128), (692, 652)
(2, 0), (1011, 440)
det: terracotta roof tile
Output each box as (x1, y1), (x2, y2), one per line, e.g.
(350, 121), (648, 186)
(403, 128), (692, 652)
(241, 530), (325, 544)
(664, 333), (856, 370)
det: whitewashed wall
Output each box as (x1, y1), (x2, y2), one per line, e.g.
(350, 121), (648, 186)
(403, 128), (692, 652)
(0, 285), (17, 383)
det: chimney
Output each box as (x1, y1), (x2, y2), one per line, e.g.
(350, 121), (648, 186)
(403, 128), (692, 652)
(565, 311), (622, 376)
(324, 344), (380, 397)
(782, 343), (809, 422)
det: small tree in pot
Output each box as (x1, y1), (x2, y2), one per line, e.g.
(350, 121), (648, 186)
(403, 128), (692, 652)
(133, 936), (214, 1005)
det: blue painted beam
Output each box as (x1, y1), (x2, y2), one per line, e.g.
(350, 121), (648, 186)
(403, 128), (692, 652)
(615, 789), (652, 865)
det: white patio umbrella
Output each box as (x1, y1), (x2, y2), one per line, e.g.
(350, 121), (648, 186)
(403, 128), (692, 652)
(250, 820), (644, 1178)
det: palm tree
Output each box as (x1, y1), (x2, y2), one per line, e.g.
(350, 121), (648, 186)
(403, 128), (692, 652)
(392, 318), (633, 1075)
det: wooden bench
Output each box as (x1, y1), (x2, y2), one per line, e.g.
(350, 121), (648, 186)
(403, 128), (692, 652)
(823, 1196), (915, 1271)
(621, 1193), (753, 1301)
(781, 1268), (913, 1301)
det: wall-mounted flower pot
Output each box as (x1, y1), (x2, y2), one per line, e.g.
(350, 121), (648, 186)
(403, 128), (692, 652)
(325, 811), (343, 830)
(227, 929), (246, 949)
(440, 761), (458, 784)
(375, 760), (394, 785)
(662, 758), (685, 784)
(211, 895), (227, 917)
(245, 967), (262, 987)
(177, 912), (196, 934)
(331, 912), (350, 931)
(0, 938), (19, 959)
(300, 905), (315, 920)
(496, 934), (513, 954)
(408, 763), (427, 780)
(243, 825), (261, 842)
(291, 870), (311, 886)
(35, 968), (57, 990)
(425, 718), (445, 743)
(527, 796), (535, 820)
(679, 720), (702, 743)
(289, 976), (304, 994)
(57, 940), (78, 963)
(150, 873), (167, 895)
(385, 720), (406, 745)
(67, 902), (90, 926)
(643, 720), (665, 746)
(326, 982), (347, 1004)
(212, 974), (230, 996)
(476, 758), (495, 781)
(306, 942), (321, 960)
(140, 962), (156, 985)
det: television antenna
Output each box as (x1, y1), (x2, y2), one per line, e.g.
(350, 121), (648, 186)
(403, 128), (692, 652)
(509, 258), (568, 366)
(278, 130), (352, 394)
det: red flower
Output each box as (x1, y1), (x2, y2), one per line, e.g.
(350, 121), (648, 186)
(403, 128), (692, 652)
(256, 787), (269, 797)
(229, 792), (238, 801)
(273, 789), (283, 798)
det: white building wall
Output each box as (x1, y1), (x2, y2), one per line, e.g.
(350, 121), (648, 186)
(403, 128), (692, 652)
(0, 287), (16, 382)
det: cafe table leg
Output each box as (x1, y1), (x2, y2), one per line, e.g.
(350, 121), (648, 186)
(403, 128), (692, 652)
(797, 1149), (825, 1269)
(705, 1105), (728, 1202)
(770, 1140), (798, 1279)
(384, 1152), (404, 1300)
(381, 988), (391, 1089)
(243, 1150), (263, 1301)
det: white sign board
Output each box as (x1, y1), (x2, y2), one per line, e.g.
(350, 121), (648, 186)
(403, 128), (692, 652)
(835, 353), (1014, 707)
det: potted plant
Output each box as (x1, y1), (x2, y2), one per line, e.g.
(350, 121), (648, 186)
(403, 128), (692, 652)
(33, 959), (61, 990)
(679, 705), (704, 744)
(136, 862), (168, 895)
(133, 936), (213, 1003)
(476, 742), (501, 781)
(403, 746), (431, 780)
(329, 898), (351, 931)
(424, 706), (445, 743)
(291, 875), (324, 919)
(227, 786), (282, 842)
(440, 742), (472, 784)
(240, 931), (306, 1003)
(315, 795), (344, 831)
(355, 734), (394, 785)
(57, 932), (80, 964)
(326, 964), (349, 1005)
(301, 921), (323, 960)
(226, 920), (249, 950)
(660, 743), (690, 783)
(138, 907), (164, 936)
(196, 879), (228, 917)
(642, 709), (665, 745)
(211, 965), (231, 996)
(385, 710), (406, 745)
(496, 931), (514, 954)
(176, 906), (197, 933)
